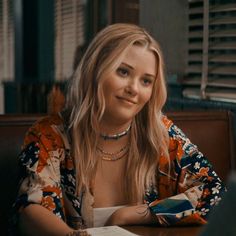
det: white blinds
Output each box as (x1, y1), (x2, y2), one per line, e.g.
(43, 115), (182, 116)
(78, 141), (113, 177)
(0, 0), (14, 82)
(55, 0), (86, 81)
(183, 0), (236, 103)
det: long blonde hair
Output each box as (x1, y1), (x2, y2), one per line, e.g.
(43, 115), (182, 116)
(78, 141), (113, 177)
(66, 23), (169, 202)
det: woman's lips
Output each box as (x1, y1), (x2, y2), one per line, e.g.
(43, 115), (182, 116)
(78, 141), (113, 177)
(116, 96), (136, 105)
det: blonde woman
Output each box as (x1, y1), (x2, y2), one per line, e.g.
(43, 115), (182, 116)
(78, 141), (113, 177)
(12, 23), (225, 236)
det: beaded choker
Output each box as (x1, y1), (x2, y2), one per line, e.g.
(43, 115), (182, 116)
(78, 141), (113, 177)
(100, 125), (131, 140)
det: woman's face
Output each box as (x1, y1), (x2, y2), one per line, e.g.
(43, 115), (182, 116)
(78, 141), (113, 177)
(101, 44), (157, 126)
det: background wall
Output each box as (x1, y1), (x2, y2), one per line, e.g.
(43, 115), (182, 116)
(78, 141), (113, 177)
(0, 85), (3, 114)
(140, 0), (188, 78)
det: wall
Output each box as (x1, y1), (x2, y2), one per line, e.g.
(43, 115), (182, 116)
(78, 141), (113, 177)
(140, 0), (188, 77)
(0, 85), (3, 114)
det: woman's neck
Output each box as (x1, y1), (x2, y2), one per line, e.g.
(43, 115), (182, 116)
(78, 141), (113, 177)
(99, 120), (132, 138)
(97, 128), (130, 158)
(98, 132), (130, 150)
(97, 120), (132, 155)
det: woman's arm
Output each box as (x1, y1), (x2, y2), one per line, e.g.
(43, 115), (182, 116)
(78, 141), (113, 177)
(106, 119), (226, 227)
(19, 204), (72, 236)
(105, 204), (156, 226)
(146, 119), (226, 226)
(12, 117), (79, 235)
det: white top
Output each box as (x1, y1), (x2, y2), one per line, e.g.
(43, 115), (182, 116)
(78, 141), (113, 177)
(93, 205), (125, 227)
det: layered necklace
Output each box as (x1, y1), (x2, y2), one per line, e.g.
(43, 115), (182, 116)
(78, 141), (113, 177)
(96, 144), (129, 161)
(97, 125), (131, 161)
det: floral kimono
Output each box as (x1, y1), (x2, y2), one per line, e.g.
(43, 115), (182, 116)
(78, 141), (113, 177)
(11, 113), (225, 230)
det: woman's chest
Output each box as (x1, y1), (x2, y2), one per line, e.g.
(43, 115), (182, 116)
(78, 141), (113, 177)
(93, 158), (128, 207)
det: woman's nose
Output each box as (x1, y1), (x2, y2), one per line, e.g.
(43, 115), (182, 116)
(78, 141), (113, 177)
(124, 79), (138, 96)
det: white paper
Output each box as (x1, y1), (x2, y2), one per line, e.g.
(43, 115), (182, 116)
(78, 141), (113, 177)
(86, 226), (139, 236)
(93, 206), (125, 227)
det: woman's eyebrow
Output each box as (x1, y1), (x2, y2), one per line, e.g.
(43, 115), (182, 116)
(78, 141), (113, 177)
(120, 62), (156, 78)
(120, 62), (134, 70)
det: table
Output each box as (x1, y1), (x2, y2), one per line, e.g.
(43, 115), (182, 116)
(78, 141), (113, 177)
(123, 225), (203, 236)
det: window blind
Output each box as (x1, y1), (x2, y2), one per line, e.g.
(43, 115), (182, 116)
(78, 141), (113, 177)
(55, 0), (86, 81)
(0, 0), (14, 113)
(0, 0), (14, 82)
(183, 0), (236, 103)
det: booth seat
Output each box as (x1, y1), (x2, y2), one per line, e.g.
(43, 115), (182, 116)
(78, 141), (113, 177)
(0, 111), (235, 235)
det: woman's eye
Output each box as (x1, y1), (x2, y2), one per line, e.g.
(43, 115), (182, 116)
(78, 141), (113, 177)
(117, 67), (129, 77)
(142, 78), (153, 86)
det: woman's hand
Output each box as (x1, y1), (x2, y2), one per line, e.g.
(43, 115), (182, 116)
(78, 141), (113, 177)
(105, 204), (156, 226)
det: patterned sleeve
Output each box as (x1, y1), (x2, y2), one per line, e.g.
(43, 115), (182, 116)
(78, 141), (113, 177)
(13, 116), (66, 221)
(147, 117), (226, 226)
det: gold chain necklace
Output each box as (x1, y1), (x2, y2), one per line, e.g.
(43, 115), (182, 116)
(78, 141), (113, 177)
(96, 144), (129, 161)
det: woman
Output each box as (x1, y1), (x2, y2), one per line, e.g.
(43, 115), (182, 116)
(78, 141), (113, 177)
(12, 23), (225, 235)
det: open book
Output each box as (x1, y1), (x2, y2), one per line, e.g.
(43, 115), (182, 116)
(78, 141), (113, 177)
(86, 226), (139, 236)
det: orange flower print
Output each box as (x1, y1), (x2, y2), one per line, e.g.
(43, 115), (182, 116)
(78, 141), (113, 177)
(42, 196), (56, 211)
(202, 188), (211, 198)
(198, 167), (209, 176)
(162, 116), (173, 129)
(196, 201), (206, 208)
(43, 186), (61, 196)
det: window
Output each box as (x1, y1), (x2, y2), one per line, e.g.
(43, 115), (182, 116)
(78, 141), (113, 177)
(183, 0), (236, 103)
(54, 0), (86, 81)
(0, 0), (14, 113)
(0, 0), (14, 81)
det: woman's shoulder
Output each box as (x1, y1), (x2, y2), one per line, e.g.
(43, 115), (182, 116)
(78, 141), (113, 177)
(161, 113), (199, 158)
(161, 114), (173, 130)
(29, 113), (64, 134)
(24, 113), (68, 148)
(161, 113), (186, 139)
